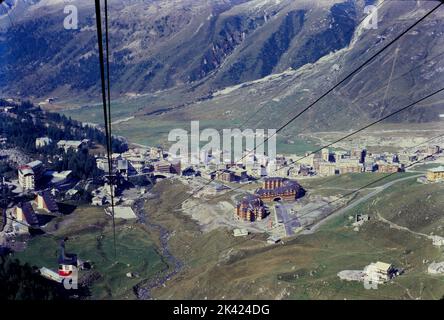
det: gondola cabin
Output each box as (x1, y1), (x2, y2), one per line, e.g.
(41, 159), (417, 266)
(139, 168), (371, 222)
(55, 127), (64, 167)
(58, 259), (77, 277)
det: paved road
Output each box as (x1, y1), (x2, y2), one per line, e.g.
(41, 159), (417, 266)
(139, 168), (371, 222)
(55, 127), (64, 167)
(302, 174), (423, 235)
(275, 204), (300, 236)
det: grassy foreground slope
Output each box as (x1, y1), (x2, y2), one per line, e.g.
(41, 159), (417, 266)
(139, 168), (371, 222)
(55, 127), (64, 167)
(147, 178), (444, 300)
(11, 176), (444, 300)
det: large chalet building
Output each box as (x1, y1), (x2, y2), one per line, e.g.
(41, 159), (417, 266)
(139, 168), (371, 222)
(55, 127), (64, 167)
(235, 194), (266, 222)
(235, 178), (304, 222)
(255, 177), (304, 202)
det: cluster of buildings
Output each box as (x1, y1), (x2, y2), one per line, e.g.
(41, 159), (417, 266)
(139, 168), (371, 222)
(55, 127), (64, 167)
(35, 137), (90, 153)
(95, 146), (181, 177)
(18, 134), (443, 231)
(312, 147), (403, 176)
(15, 136), (91, 192)
(90, 147), (183, 207)
(175, 143), (443, 184)
(8, 191), (59, 235)
(18, 159), (72, 192)
(252, 143), (443, 179)
(229, 142), (442, 225)
(21, 139), (186, 212)
(181, 149), (277, 182)
(235, 177), (304, 222)
(91, 175), (120, 206)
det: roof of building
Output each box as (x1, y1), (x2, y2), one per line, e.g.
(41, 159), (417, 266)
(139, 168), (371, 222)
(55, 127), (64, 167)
(229, 167), (247, 174)
(214, 183), (229, 191)
(106, 206), (137, 219)
(117, 159), (128, 170)
(428, 166), (444, 173)
(51, 170), (72, 180)
(155, 160), (170, 166)
(36, 137), (52, 142)
(233, 228), (249, 236)
(256, 179), (301, 196)
(27, 160), (43, 169)
(39, 267), (63, 283)
(126, 156), (145, 163)
(19, 165), (34, 176)
(57, 140), (82, 147)
(17, 202), (39, 226)
(263, 177), (285, 182)
(239, 194), (261, 204)
(371, 261), (392, 272)
(39, 191), (59, 212)
(154, 161), (172, 171)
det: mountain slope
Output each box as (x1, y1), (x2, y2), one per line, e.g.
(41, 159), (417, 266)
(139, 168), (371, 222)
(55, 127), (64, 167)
(1, 0), (443, 135)
(150, 0), (444, 133)
(93, 0), (444, 144)
(0, 0), (370, 99)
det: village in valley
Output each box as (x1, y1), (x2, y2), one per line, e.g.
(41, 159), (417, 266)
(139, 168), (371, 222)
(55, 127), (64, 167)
(1, 98), (444, 296)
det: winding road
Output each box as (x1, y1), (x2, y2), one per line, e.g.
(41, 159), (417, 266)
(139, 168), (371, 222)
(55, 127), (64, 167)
(302, 174), (423, 234)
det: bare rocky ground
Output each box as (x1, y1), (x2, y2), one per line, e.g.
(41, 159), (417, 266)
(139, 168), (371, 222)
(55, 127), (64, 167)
(177, 176), (343, 236)
(301, 123), (444, 153)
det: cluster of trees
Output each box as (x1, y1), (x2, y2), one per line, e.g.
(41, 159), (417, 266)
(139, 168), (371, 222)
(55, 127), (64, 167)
(0, 100), (128, 179)
(45, 110), (127, 154)
(0, 161), (16, 180)
(0, 100), (128, 155)
(52, 149), (101, 180)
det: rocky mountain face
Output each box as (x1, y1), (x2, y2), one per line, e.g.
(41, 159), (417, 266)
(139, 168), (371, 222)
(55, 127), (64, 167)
(110, 0), (444, 134)
(1, 0), (443, 131)
(0, 0), (370, 98)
